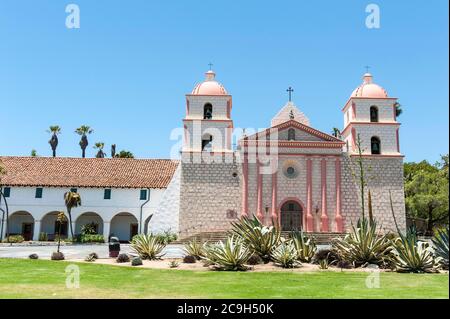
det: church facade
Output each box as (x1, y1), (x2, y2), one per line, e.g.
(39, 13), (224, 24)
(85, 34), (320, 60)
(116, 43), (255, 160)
(177, 70), (406, 238)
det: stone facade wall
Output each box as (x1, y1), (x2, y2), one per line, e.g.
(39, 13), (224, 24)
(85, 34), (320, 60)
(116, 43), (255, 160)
(341, 155), (406, 233)
(179, 153), (241, 238)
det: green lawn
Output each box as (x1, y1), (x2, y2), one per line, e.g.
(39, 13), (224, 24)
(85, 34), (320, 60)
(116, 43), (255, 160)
(0, 258), (448, 299)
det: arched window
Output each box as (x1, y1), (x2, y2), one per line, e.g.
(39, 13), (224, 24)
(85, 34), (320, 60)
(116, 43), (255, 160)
(288, 128), (296, 141)
(371, 136), (381, 154)
(203, 103), (213, 119)
(202, 134), (213, 151)
(370, 106), (379, 122)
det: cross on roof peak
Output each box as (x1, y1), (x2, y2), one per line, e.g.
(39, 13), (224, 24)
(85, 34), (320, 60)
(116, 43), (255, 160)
(286, 87), (294, 102)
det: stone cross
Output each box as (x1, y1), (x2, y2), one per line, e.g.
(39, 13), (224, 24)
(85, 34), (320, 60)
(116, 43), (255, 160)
(286, 87), (294, 102)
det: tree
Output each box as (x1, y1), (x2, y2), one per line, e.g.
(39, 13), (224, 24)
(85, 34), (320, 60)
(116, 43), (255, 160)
(331, 127), (341, 139)
(394, 102), (403, 117)
(75, 126), (93, 158)
(0, 161), (9, 242)
(56, 211), (66, 253)
(30, 149), (38, 157)
(404, 155), (449, 235)
(64, 191), (81, 239)
(47, 125), (61, 157)
(94, 142), (106, 158)
(115, 150), (134, 158)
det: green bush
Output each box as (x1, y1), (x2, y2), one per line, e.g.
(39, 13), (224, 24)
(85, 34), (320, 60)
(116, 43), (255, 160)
(204, 236), (251, 271)
(80, 234), (104, 243)
(38, 232), (48, 241)
(3, 235), (24, 243)
(291, 230), (317, 263)
(271, 241), (300, 268)
(131, 234), (166, 260)
(151, 230), (178, 244)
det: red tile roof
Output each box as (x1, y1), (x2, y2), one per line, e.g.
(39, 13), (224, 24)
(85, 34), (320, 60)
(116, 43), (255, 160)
(0, 157), (179, 189)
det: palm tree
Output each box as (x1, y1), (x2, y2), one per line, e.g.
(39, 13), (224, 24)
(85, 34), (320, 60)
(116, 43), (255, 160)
(64, 191), (81, 239)
(394, 102), (403, 117)
(47, 125), (61, 157)
(0, 161), (9, 242)
(94, 142), (106, 158)
(56, 211), (66, 252)
(75, 126), (93, 158)
(331, 127), (341, 139)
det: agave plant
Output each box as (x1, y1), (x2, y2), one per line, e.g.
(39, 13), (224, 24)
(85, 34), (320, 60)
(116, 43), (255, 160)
(391, 227), (437, 273)
(230, 215), (281, 262)
(131, 234), (166, 260)
(332, 218), (392, 267)
(204, 236), (251, 271)
(432, 227), (449, 270)
(272, 241), (300, 268)
(184, 238), (206, 260)
(291, 230), (317, 263)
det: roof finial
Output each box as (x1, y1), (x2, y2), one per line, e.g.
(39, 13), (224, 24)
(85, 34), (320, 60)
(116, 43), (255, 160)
(286, 86), (294, 102)
(365, 65), (370, 74)
(208, 62), (213, 71)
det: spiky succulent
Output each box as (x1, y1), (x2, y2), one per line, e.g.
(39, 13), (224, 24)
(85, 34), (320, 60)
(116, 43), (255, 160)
(432, 227), (449, 270)
(184, 238), (206, 260)
(204, 236), (251, 271)
(230, 215), (281, 262)
(332, 218), (392, 268)
(271, 241), (300, 268)
(291, 230), (317, 263)
(131, 234), (166, 260)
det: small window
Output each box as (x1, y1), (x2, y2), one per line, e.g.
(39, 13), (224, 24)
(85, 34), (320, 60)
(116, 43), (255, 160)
(288, 128), (296, 141)
(35, 187), (43, 199)
(202, 134), (213, 151)
(3, 187), (11, 198)
(104, 189), (112, 200)
(140, 189), (148, 200)
(203, 103), (213, 119)
(371, 137), (381, 155)
(70, 188), (77, 193)
(370, 106), (379, 122)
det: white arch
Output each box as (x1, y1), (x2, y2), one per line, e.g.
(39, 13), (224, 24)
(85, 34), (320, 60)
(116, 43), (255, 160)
(110, 212), (139, 242)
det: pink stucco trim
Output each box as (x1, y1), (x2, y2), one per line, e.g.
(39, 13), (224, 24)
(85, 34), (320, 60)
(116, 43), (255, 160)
(306, 158), (314, 232)
(351, 128), (356, 152)
(256, 159), (264, 221)
(341, 97), (399, 112)
(271, 170), (278, 224)
(241, 154), (248, 217)
(335, 158), (344, 232)
(320, 159), (329, 232)
(241, 141), (344, 149)
(341, 121), (401, 136)
(396, 128), (400, 153)
(351, 102), (356, 119)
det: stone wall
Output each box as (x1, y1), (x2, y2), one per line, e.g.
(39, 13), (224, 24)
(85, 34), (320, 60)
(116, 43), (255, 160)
(179, 153), (241, 238)
(341, 155), (406, 233)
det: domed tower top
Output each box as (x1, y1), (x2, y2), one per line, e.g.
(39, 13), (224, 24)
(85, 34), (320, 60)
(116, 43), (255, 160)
(351, 72), (388, 98)
(191, 70), (228, 95)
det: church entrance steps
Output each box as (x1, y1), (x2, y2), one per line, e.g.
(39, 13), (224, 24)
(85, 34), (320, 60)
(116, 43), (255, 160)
(174, 231), (347, 245)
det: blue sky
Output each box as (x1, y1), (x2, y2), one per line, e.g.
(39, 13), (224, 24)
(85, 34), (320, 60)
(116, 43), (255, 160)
(0, 0), (448, 163)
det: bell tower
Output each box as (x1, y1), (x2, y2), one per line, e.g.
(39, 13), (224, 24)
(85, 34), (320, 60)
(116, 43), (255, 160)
(183, 69), (233, 154)
(341, 72), (401, 156)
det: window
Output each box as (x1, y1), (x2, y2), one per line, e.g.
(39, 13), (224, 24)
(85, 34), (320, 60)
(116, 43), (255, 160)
(370, 106), (379, 122)
(35, 187), (43, 198)
(371, 137), (381, 155)
(203, 103), (213, 119)
(288, 128), (296, 141)
(202, 134), (213, 151)
(104, 189), (112, 200)
(2, 187), (11, 198)
(70, 188), (77, 193)
(140, 189), (148, 200)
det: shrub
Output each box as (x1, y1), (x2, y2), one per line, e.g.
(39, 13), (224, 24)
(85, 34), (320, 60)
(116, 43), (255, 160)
(271, 241), (300, 268)
(131, 257), (143, 266)
(81, 222), (98, 235)
(184, 239), (206, 260)
(318, 259), (329, 269)
(247, 254), (263, 265)
(204, 236), (251, 271)
(51, 252), (65, 261)
(332, 218), (392, 268)
(230, 215), (281, 262)
(183, 255), (196, 264)
(291, 230), (317, 263)
(131, 234), (166, 260)
(391, 227), (437, 273)
(169, 260), (180, 268)
(85, 252), (99, 262)
(432, 226), (449, 270)
(28, 253), (39, 260)
(80, 234), (104, 243)
(153, 230), (178, 244)
(38, 232), (48, 241)
(116, 253), (130, 263)
(4, 235), (24, 243)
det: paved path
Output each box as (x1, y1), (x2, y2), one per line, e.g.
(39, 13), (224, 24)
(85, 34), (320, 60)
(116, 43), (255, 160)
(0, 244), (186, 259)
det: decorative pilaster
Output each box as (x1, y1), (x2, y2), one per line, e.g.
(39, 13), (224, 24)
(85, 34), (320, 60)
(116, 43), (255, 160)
(271, 169), (278, 225)
(306, 158), (314, 231)
(32, 220), (41, 241)
(335, 157), (344, 232)
(256, 159), (264, 221)
(241, 154), (249, 217)
(321, 159), (329, 232)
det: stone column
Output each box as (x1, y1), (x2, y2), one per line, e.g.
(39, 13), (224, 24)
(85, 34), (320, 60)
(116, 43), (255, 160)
(335, 157), (344, 232)
(256, 159), (264, 221)
(33, 220), (41, 241)
(306, 158), (314, 232)
(103, 221), (111, 242)
(241, 154), (249, 217)
(321, 158), (329, 232)
(271, 169), (278, 225)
